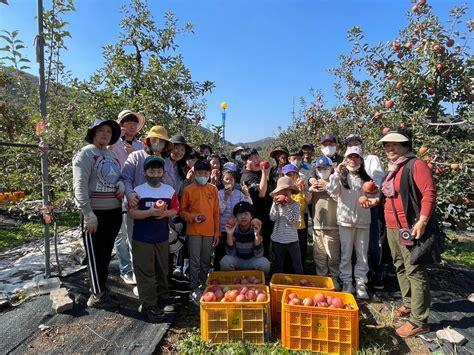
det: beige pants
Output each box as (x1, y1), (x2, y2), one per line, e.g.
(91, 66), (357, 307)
(313, 229), (340, 277)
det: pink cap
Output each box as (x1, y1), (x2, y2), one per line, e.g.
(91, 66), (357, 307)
(344, 145), (363, 157)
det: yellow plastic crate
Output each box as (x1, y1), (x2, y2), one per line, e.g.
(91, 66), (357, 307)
(270, 273), (334, 323)
(200, 284), (271, 344)
(281, 288), (359, 354)
(206, 270), (265, 286)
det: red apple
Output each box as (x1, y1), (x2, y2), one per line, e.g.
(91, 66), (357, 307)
(384, 99), (394, 109)
(259, 161), (270, 169)
(155, 199), (166, 210)
(236, 294), (246, 302)
(331, 297), (344, 308)
(392, 41), (401, 51)
(302, 297), (314, 306)
(196, 214), (206, 223)
(446, 38), (454, 47)
(313, 293), (325, 303)
(275, 195), (287, 204)
(256, 293), (267, 302)
(227, 217), (237, 227)
(358, 195), (368, 205)
(202, 291), (216, 302)
(289, 298), (302, 305)
(383, 127), (391, 135)
(362, 181), (378, 194)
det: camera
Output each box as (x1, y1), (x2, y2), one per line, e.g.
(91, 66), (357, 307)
(399, 228), (415, 246)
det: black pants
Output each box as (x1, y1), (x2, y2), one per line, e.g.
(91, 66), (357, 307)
(260, 218), (274, 259)
(283, 228), (308, 273)
(213, 232), (227, 271)
(273, 241), (303, 274)
(83, 208), (122, 295)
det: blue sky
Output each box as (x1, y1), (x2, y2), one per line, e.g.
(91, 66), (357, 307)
(0, 0), (461, 143)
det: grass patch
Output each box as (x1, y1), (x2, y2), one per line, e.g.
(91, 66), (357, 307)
(0, 211), (80, 252)
(442, 232), (474, 268)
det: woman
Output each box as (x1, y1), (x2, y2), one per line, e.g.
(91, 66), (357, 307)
(163, 135), (191, 191)
(366, 129), (436, 337)
(73, 118), (124, 308)
(326, 146), (372, 299)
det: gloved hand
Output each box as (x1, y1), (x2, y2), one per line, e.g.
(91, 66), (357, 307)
(115, 181), (125, 199)
(84, 212), (98, 234)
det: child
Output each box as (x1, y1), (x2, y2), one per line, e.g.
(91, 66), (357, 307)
(308, 156), (341, 290)
(281, 163), (311, 271)
(269, 176), (304, 274)
(179, 160), (220, 305)
(128, 156), (179, 322)
(208, 154), (223, 189)
(326, 146), (372, 299)
(214, 163), (252, 270)
(220, 201), (271, 275)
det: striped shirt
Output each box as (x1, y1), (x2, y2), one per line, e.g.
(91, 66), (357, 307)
(270, 201), (300, 243)
(226, 225), (263, 259)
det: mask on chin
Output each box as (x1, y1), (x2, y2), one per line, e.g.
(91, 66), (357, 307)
(347, 165), (360, 172)
(321, 146), (336, 157)
(151, 140), (166, 153)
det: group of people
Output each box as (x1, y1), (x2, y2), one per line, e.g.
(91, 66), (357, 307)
(72, 110), (437, 338)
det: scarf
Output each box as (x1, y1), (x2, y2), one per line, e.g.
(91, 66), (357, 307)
(381, 152), (416, 198)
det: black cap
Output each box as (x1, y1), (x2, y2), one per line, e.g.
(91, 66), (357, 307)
(233, 201), (255, 216)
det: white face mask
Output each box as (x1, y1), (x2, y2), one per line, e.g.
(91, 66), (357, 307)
(321, 145), (336, 157)
(347, 164), (360, 172)
(235, 154), (242, 162)
(317, 169), (332, 180)
(151, 140), (166, 152)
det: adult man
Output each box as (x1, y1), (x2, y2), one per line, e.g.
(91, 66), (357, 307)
(301, 143), (315, 170)
(240, 148), (273, 258)
(110, 110), (145, 285)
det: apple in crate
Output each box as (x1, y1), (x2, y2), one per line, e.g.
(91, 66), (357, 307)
(202, 292), (216, 302)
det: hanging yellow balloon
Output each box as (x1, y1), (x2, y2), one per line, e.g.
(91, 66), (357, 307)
(220, 101), (228, 110)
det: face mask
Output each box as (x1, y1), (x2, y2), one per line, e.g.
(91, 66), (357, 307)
(290, 160), (302, 169)
(195, 176), (209, 185)
(235, 154), (242, 162)
(321, 146), (336, 157)
(145, 176), (162, 186)
(151, 140), (166, 152)
(317, 169), (332, 180)
(347, 165), (360, 172)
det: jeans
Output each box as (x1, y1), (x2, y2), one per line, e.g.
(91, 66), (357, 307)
(114, 212), (133, 275)
(220, 255), (271, 275)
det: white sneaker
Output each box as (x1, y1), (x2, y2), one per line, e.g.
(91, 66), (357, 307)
(356, 283), (369, 300)
(342, 282), (355, 294)
(133, 286), (139, 297)
(120, 271), (136, 285)
(173, 267), (183, 277)
(189, 289), (202, 306)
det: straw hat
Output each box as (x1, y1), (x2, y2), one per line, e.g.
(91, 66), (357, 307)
(270, 176), (300, 197)
(116, 110), (145, 132)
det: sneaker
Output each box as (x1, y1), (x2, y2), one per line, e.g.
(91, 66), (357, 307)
(368, 273), (385, 290)
(158, 300), (176, 313)
(189, 289), (202, 306)
(133, 286), (139, 297)
(120, 271), (136, 285)
(396, 321), (429, 338)
(173, 267), (183, 277)
(332, 277), (342, 292)
(356, 283), (369, 300)
(87, 293), (120, 309)
(139, 304), (165, 323)
(342, 282), (355, 294)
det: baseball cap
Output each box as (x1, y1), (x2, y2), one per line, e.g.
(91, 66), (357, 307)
(344, 145), (364, 157)
(315, 156), (333, 167)
(144, 155), (165, 170)
(320, 134), (336, 144)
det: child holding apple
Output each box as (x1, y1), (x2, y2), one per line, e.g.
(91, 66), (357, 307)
(128, 156), (179, 322)
(326, 146), (372, 299)
(179, 160), (220, 305)
(214, 163), (252, 271)
(269, 176), (304, 274)
(220, 201), (270, 275)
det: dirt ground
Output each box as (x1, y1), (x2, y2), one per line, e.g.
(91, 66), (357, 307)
(156, 256), (474, 354)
